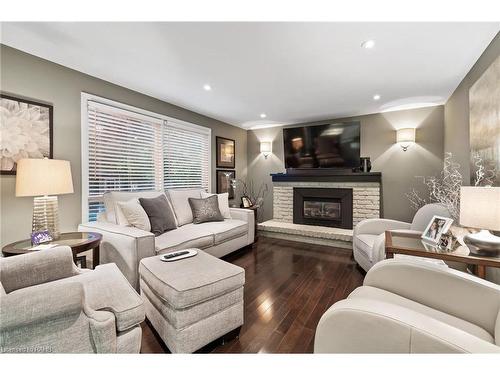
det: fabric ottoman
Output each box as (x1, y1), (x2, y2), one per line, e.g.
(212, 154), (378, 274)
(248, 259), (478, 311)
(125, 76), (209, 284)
(139, 250), (245, 353)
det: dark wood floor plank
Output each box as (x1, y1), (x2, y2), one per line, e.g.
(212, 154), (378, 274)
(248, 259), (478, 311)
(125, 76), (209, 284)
(140, 236), (363, 353)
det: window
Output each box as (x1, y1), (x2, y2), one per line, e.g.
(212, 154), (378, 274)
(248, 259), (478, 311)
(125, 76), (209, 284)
(81, 93), (211, 222)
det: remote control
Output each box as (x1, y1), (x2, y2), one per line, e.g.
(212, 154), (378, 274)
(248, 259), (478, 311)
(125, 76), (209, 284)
(164, 251), (189, 259)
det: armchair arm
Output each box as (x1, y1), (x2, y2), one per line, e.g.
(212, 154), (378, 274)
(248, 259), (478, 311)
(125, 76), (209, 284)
(1, 281), (84, 331)
(354, 218), (411, 236)
(364, 259), (500, 336)
(229, 208), (255, 245)
(78, 221), (155, 289)
(1, 281), (117, 353)
(314, 298), (500, 353)
(0, 246), (79, 293)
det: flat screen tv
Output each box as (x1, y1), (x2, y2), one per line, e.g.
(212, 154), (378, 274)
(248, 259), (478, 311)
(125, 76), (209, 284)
(283, 121), (360, 170)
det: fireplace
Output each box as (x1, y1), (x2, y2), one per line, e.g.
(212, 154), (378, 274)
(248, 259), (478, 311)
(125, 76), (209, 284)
(293, 187), (353, 229)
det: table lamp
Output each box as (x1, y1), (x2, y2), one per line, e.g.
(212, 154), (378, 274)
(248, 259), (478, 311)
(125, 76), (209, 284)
(460, 186), (500, 256)
(15, 158), (74, 239)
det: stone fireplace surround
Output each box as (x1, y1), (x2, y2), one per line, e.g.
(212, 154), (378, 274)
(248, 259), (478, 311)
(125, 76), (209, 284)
(258, 172), (382, 248)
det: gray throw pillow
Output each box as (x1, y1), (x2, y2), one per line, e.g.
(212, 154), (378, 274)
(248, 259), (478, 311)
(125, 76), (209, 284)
(139, 195), (177, 236)
(188, 195), (224, 224)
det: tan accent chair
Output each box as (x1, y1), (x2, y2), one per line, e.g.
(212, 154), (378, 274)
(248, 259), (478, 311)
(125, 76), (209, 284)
(0, 246), (145, 353)
(314, 259), (500, 353)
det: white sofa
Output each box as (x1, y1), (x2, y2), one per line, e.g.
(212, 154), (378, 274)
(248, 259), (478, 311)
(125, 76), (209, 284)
(79, 189), (254, 289)
(353, 203), (451, 272)
(314, 259), (500, 353)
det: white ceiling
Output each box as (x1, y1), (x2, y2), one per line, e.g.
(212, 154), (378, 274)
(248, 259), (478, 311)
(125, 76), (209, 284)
(1, 22), (498, 129)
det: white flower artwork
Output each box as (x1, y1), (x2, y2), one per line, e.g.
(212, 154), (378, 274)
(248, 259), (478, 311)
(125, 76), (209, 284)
(0, 95), (52, 174)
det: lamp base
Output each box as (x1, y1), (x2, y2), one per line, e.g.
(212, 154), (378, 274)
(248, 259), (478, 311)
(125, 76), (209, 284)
(464, 230), (500, 257)
(32, 195), (60, 239)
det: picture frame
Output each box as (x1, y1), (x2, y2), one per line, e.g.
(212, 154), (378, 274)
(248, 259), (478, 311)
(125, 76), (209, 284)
(0, 93), (54, 175)
(216, 169), (235, 199)
(216, 136), (235, 168)
(241, 196), (253, 208)
(421, 215), (454, 244)
(31, 230), (53, 245)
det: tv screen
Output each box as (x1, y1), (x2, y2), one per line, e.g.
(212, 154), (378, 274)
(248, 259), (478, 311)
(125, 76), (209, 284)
(283, 122), (360, 169)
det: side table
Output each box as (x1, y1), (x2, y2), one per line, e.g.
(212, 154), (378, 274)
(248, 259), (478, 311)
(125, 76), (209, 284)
(2, 232), (102, 269)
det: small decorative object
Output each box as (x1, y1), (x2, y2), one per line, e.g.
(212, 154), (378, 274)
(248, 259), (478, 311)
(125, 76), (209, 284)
(460, 186), (500, 256)
(216, 170), (235, 199)
(260, 141), (272, 159)
(241, 196), (253, 208)
(406, 153), (495, 221)
(231, 179), (269, 221)
(360, 157), (371, 172)
(396, 128), (416, 151)
(216, 136), (235, 168)
(421, 215), (454, 244)
(0, 94), (53, 174)
(15, 158), (74, 239)
(469, 55), (499, 186)
(31, 230), (53, 245)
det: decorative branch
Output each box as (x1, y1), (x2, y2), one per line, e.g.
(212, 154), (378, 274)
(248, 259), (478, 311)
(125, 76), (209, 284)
(406, 152), (495, 221)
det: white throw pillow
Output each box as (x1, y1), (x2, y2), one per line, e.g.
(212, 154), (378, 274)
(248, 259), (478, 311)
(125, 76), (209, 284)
(116, 198), (151, 232)
(201, 192), (231, 219)
(167, 189), (203, 226)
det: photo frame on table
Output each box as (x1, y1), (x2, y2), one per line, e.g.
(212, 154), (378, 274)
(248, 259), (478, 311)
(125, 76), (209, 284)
(0, 93), (53, 175)
(241, 196), (253, 208)
(216, 170), (235, 199)
(421, 215), (454, 244)
(216, 136), (235, 168)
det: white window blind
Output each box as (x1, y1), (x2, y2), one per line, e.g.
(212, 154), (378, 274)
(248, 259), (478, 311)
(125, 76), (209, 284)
(82, 95), (211, 222)
(163, 121), (210, 190)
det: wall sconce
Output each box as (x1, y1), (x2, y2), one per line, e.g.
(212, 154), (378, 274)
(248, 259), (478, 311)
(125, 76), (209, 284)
(396, 128), (416, 151)
(260, 141), (272, 159)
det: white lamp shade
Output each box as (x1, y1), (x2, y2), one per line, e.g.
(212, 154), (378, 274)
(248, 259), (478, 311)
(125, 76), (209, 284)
(16, 158), (74, 197)
(396, 128), (416, 143)
(260, 141), (272, 154)
(460, 186), (500, 231)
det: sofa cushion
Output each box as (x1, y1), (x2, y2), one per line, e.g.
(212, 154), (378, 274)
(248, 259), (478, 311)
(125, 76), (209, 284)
(349, 286), (495, 344)
(116, 198), (151, 232)
(354, 234), (378, 261)
(154, 223), (214, 253)
(139, 195), (177, 236)
(189, 195), (224, 224)
(167, 189), (203, 226)
(201, 192), (231, 219)
(199, 219), (248, 245)
(139, 250), (245, 309)
(103, 191), (164, 224)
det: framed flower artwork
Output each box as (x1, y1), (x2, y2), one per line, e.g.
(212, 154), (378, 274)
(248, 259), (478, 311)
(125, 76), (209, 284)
(0, 94), (53, 174)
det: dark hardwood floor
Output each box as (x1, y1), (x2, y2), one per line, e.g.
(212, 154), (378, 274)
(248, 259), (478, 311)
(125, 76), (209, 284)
(140, 236), (364, 354)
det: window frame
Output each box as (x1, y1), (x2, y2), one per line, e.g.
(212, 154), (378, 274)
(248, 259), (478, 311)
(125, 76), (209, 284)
(81, 92), (212, 223)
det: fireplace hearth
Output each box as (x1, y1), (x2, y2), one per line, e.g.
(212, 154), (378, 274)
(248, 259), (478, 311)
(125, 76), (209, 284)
(293, 187), (353, 229)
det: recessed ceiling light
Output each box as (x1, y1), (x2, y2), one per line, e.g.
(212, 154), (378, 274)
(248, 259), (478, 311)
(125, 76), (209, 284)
(260, 113), (267, 119)
(361, 40), (375, 49)
(373, 94), (381, 101)
(203, 84), (212, 91)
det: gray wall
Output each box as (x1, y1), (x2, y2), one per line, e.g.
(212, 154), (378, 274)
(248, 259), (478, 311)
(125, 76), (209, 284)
(248, 106), (445, 223)
(0, 45), (247, 246)
(444, 32), (500, 182)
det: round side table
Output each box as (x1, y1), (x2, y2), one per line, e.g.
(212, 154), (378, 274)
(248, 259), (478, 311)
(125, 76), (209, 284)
(2, 232), (102, 269)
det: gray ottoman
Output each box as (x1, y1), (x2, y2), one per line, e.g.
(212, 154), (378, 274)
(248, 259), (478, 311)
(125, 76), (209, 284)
(139, 250), (245, 353)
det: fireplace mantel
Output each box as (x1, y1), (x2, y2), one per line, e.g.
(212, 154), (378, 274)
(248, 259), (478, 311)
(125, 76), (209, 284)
(270, 171), (381, 183)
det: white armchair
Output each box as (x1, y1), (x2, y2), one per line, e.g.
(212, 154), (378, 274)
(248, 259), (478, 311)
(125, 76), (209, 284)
(353, 203), (450, 271)
(314, 259), (500, 353)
